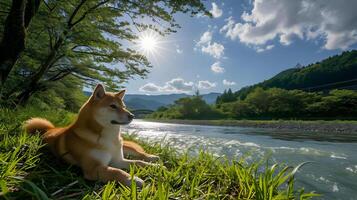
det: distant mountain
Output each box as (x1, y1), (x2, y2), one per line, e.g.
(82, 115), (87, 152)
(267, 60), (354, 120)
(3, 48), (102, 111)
(124, 97), (166, 110)
(233, 50), (357, 100)
(83, 91), (220, 111)
(125, 93), (220, 110)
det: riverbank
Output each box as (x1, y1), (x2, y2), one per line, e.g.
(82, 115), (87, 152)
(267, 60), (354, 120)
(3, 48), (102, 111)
(0, 107), (317, 199)
(146, 119), (357, 133)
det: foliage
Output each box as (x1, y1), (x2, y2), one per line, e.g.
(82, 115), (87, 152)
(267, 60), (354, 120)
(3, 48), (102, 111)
(0, 106), (318, 199)
(151, 88), (357, 120)
(149, 95), (223, 119)
(216, 88), (236, 105)
(216, 50), (357, 103)
(0, 0), (209, 105)
(221, 88), (357, 120)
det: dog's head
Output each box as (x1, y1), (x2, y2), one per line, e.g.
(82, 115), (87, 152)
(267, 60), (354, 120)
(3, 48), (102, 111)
(86, 84), (134, 127)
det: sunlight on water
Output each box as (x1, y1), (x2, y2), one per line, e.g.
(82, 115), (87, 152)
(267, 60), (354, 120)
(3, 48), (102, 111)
(123, 120), (357, 200)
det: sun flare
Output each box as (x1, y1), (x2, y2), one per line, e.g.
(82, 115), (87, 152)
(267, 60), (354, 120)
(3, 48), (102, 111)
(139, 35), (158, 52)
(136, 31), (161, 57)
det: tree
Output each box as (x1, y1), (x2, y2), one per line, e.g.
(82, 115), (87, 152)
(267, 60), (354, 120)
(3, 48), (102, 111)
(1, 0), (209, 105)
(216, 88), (236, 105)
(0, 0), (41, 85)
(174, 96), (220, 119)
(244, 87), (270, 116)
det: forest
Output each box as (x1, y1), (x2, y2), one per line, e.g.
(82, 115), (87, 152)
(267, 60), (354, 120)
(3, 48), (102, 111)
(149, 88), (357, 120)
(231, 50), (357, 100)
(149, 51), (357, 120)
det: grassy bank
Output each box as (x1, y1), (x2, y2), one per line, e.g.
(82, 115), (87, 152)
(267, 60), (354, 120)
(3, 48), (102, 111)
(0, 106), (319, 199)
(146, 119), (357, 134)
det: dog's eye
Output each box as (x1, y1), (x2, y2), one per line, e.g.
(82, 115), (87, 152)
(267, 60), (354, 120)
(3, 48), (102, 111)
(110, 104), (117, 109)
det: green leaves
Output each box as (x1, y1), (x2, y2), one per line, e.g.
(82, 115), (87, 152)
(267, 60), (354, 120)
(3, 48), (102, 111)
(1, 0), (209, 106)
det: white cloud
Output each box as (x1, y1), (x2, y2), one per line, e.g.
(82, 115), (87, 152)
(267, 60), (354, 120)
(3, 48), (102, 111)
(201, 42), (225, 59)
(139, 83), (161, 92)
(198, 31), (212, 45)
(139, 78), (194, 93)
(210, 3), (223, 18)
(256, 44), (274, 53)
(211, 62), (225, 73)
(165, 78), (194, 92)
(223, 79), (236, 86)
(220, 0), (357, 50)
(140, 78), (219, 93)
(196, 31), (225, 59)
(198, 80), (216, 89)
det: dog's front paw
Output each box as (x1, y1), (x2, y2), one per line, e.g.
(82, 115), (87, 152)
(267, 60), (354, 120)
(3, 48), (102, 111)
(125, 176), (144, 188)
(145, 154), (160, 162)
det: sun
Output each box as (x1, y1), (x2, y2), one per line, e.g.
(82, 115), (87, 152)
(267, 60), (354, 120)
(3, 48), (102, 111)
(136, 31), (161, 57)
(139, 35), (158, 52)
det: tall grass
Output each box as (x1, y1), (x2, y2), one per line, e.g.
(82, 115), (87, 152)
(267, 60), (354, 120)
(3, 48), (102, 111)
(0, 106), (319, 199)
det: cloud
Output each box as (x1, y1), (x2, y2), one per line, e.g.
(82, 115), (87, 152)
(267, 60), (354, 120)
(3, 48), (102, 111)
(211, 62), (225, 73)
(140, 78), (219, 93)
(210, 3), (223, 18)
(196, 31), (225, 59)
(139, 78), (194, 93)
(198, 80), (216, 89)
(223, 79), (236, 86)
(256, 44), (274, 53)
(198, 31), (213, 45)
(139, 83), (161, 92)
(165, 78), (194, 92)
(220, 0), (357, 50)
(201, 42), (225, 59)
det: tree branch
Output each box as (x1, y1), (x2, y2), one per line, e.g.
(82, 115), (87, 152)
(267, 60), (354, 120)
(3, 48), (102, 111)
(67, 0), (87, 28)
(70, 0), (110, 28)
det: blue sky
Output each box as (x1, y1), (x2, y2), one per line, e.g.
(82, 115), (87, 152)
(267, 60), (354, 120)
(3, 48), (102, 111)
(124, 0), (357, 95)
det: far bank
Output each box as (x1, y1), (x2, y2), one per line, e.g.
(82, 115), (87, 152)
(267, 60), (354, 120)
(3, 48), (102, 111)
(145, 119), (357, 134)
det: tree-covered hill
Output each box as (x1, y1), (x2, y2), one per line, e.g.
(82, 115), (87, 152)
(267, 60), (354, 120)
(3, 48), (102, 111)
(222, 50), (357, 102)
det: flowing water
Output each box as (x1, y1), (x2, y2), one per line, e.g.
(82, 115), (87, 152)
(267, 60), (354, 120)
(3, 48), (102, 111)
(123, 120), (357, 200)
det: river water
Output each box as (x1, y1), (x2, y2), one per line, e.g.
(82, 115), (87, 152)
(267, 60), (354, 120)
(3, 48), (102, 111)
(123, 120), (357, 200)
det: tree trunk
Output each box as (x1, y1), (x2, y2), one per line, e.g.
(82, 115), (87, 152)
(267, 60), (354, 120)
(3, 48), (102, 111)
(0, 0), (26, 86)
(0, 0), (40, 87)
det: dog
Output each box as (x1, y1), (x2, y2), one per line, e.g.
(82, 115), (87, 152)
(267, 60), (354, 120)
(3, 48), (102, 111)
(24, 84), (160, 188)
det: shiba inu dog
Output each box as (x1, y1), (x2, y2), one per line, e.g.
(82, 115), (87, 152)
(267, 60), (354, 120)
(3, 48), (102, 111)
(24, 84), (160, 188)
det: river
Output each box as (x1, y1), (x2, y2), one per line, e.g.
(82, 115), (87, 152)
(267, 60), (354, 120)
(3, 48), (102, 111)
(123, 120), (357, 200)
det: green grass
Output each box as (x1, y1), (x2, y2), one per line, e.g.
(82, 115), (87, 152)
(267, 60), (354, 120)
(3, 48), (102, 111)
(0, 106), (319, 199)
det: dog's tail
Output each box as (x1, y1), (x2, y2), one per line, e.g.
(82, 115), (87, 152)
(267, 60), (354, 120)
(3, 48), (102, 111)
(24, 118), (55, 135)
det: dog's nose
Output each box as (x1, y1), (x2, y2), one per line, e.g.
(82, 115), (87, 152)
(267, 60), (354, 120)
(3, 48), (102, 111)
(128, 113), (135, 120)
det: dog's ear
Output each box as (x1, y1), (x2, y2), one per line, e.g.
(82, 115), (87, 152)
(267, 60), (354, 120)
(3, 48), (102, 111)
(115, 90), (126, 99)
(92, 84), (106, 100)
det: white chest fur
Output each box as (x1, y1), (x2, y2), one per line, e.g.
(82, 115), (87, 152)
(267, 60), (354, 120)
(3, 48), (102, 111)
(88, 127), (124, 165)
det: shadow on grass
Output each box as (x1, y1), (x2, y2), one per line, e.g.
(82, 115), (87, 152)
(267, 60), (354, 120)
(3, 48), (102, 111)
(5, 147), (102, 200)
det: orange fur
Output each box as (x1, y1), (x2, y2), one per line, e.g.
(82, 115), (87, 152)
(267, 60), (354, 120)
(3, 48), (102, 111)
(24, 118), (55, 134)
(24, 84), (160, 187)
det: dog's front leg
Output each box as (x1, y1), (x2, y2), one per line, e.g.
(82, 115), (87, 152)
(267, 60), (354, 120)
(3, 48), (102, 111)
(123, 141), (160, 162)
(83, 164), (144, 188)
(111, 158), (157, 170)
